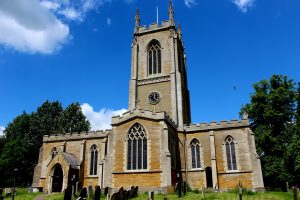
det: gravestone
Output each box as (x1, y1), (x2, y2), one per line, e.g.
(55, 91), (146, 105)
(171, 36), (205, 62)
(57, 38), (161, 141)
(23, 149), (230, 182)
(148, 191), (154, 200)
(293, 187), (298, 200)
(125, 190), (131, 200)
(94, 186), (101, 200)
(132, 186), (138, 198)
(79, 187), (87, 200)
(76, 182), (82, 194)
(64, 185), (72, 200)
(177, 182), (182, 197)
(110, 192), (118, 200)
(118, 187), (124, 200)
(104, 187), (109, 196)
(88, 185), (94, 199)
(183, 182), (187, 195)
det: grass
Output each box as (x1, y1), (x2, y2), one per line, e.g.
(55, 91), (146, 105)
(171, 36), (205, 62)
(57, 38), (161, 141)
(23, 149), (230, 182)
(3, 188), (41, 200)
(2, 189), (299, 200)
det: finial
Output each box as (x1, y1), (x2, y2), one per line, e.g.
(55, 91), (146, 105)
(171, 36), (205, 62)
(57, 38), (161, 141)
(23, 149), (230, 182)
(168, 0), (174, 26)
(178, 24), (182, 38)
(135, 8), (140, 26)
(134, 8), (140, 34)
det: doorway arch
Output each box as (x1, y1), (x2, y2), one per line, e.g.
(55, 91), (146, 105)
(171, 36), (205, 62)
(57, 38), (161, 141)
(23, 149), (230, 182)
(205, 166), (213, 188)
(51, 164), (63, 192)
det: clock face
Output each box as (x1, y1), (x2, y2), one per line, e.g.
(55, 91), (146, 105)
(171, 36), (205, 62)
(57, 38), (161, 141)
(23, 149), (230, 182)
(148, 92), (160, 105)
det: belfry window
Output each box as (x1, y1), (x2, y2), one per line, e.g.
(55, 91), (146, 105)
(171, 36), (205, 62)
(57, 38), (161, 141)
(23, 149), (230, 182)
(225, 136), (237, 170)
(148, 40), (161, 75)
(51, 147), (58, 159)
(90, 144), (98, 175)
(127, 123), (147, 170)
(191, 139), (201, 169)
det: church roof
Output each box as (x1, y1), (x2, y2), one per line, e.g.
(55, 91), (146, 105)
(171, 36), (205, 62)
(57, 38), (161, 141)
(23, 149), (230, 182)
(61, 152), (81, 169)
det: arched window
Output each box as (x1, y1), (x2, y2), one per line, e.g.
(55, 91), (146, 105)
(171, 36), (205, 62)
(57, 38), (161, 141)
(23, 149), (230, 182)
(148, 40), (161, 75)
(225, 136), (237, 170)
(127, 123), (147, 170)
(90, 145), (98, 175)
(191, 139), (201, 168)
(51, 147), (58, 159)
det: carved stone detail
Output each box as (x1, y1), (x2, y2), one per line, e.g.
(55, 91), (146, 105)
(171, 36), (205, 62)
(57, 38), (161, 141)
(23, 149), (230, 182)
(137, 75), (171, 86)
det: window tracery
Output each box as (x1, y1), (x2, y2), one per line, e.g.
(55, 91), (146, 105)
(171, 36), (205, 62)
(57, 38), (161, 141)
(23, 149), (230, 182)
(225, 136), (237, 170)
(190, 139), (201, 169)
(90, 144), (98, 175)
(148, 40), (161, 75)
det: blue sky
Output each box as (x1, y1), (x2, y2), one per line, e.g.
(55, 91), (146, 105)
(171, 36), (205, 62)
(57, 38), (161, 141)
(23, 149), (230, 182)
(0, 0), (300, 134)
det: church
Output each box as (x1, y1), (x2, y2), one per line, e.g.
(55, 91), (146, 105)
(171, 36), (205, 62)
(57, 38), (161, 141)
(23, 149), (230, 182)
(32, 1), (264, 193)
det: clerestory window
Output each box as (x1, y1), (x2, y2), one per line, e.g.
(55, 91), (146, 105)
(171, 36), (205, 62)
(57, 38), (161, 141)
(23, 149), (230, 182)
(90, 144), (98, 175)
(148, 40), (161, 75)
(127, 123), (147, 170)
(191, 139), (201, 169)
(225, 136), (237, 170)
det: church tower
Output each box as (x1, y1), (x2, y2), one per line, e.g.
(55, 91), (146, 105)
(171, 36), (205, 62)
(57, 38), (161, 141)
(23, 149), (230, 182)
(129, 1), (191, 128)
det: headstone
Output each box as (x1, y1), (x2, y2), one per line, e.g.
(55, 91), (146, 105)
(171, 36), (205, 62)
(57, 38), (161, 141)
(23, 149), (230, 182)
(132, 186), (138, 197)
(178, 182), (182, 197)
(104, 187), (109, 196)
(76, 182), (82, 194)
(64, 185), (72, 200)
(238, 182), (243, 200)
(129, 186), (135, 198)
(79, 187), (87, 199)
(148, 191), (154, 200)
(88, 185), (94, 199)
(183, 181), (187, 195)
(125, 190), (131, 200)
(118, 187), (124, 200)
(4, 188), (12, 197)
(94, 186), (101, 200)
(110, 192), (118, 200)
(293, 187), (298, 200)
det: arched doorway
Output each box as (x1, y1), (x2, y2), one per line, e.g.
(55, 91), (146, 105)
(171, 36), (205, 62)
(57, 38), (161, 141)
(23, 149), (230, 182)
(52, 165), (63, 192)
(205, 166), (213, 188)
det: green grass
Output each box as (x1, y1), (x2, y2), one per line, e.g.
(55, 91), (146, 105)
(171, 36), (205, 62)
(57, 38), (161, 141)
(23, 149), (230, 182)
(3, 188), (41, 200)
(2, 189), (299, 200)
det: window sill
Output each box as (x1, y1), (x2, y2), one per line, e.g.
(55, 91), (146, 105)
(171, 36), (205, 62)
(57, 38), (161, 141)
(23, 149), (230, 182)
(188, 168), (204, 172)
(86, 175), (98, 178)
(113, 170), (162, 174)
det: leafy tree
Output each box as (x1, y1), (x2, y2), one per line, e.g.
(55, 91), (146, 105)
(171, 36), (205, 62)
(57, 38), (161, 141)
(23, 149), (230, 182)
(60, 102), (90, 133)
(0, 101), (90, 187)
(241, 75), (299, 189)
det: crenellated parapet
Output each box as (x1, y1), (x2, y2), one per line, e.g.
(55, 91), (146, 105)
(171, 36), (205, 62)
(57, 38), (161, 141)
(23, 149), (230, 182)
(184, 118), (249, 132)
(136, 20), (174, 35)
(43, 130), (111, 142)
(111, 108), (178, 128)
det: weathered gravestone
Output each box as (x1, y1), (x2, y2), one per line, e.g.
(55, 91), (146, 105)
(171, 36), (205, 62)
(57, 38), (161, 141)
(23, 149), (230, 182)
(148, 191), (154, 200)
(118, 187), (124, 200)
(94, 186), (101, 200)
(125, 190), (131, 200)
(293, 187), (299, 200)
(64, 185), (72, 200)
(78, 187), (87, 200)
(110, 192), (118, 200)
(88, 185), (94, 199)
(104, 187), (109, 196)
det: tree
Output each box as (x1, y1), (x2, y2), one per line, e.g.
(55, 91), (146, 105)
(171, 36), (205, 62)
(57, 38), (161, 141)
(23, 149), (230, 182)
(60, 102), (90, 133)
(241, 75), (299, 189)
(0, 100), (90, 187)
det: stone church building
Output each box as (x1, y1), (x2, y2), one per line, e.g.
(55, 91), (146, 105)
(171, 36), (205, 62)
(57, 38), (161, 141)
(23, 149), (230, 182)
(32, 1), (264, 193)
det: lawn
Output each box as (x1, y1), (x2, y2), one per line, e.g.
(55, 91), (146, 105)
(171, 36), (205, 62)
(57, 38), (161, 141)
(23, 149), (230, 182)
(2, 189), (299, 200)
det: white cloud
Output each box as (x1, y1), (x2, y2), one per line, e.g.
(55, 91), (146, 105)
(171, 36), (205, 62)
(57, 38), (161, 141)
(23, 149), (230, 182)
(81, 103), (127, 131)
(40, 0), (60, 11)
(59, 7), (82, 21)
(0, 126), (4, 136)
(184, 0), (198, 8)
(0, 0), (69, 54)
(107, 17), (112, 25)
(0, 0), (108, 54)
(232, 0), (255, 13)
